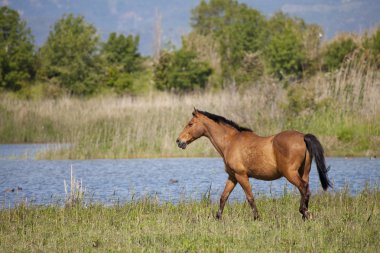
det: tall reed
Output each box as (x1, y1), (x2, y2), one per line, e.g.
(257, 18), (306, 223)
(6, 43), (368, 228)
(63, 165), (85, 207)
(0, 61), (379, 158)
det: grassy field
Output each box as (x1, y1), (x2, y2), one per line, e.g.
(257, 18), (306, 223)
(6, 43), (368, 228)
(0, 59), (379, 159)
(0, 188), (379, 252)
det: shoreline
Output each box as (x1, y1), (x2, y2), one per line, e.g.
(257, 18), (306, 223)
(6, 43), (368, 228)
(0, 142), (379, 160)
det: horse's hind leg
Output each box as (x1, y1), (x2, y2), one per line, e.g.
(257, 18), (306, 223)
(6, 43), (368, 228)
(284, 171), (310, 220)
(302, 176), (311, 210)
(216, 176), (237, 219)
(235, 173), (259, 220)
(301, 155), (312, 213)
(304, 183), (311, 212)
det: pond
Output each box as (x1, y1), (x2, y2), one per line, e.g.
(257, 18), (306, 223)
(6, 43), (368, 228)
(0, 144), (379, 207)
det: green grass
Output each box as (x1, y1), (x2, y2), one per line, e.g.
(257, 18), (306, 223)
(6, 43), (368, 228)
(0, 188), (379, 252)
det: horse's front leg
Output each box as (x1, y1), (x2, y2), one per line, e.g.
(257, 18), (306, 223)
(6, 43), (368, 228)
(235, 173), (260, 220)
(216, 176), (237, 219)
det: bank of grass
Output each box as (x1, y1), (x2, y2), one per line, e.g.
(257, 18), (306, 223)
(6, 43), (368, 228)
(0, 59), (379, 159)
(0, 188), (379, 252)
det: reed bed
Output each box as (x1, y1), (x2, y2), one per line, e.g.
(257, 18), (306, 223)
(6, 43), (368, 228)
(0, 61), (379, 158)
(0, 188), (379, 252)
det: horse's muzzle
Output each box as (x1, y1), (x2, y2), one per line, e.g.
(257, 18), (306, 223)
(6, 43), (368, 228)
(176, 139), (187, 149)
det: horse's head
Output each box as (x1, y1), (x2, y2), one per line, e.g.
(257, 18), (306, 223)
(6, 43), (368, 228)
(176, 108), (206, 149)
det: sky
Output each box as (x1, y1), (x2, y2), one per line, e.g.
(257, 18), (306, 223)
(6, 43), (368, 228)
(2, 0), (380, 55)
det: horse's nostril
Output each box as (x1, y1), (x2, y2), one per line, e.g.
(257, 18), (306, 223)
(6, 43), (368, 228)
(176, 139), (187, 149)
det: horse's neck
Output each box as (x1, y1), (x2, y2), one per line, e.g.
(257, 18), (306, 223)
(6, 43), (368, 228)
(204, 122), (237, 158)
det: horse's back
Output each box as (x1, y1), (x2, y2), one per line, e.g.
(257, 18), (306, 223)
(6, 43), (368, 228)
(273, 130), (306, 154)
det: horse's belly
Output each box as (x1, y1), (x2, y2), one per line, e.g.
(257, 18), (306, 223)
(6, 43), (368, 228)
(244, 151), (281, 180)
(247, 166), (282, 181)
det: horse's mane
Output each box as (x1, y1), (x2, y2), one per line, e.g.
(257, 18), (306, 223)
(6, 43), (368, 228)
(197, 110), (252, 132)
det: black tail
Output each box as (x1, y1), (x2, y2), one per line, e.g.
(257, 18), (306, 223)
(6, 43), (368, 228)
(304, 134), (332, 190)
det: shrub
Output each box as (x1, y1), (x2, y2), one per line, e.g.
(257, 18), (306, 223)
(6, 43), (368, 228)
(337, 127), (355, 142)
(322, 37), (358, 71)
(285, 85), (316, 118)
(363, 28), (380, 68)
(154, 49), (212, 93)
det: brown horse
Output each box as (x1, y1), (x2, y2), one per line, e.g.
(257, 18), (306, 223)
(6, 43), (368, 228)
(176, 109), (331, 220)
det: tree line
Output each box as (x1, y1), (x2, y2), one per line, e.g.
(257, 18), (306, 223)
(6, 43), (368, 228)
(1, 6), (144, 96)
(1, 1), (380, 97)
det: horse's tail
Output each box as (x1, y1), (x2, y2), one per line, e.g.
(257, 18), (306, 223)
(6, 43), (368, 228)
(304, 134), (332, 190)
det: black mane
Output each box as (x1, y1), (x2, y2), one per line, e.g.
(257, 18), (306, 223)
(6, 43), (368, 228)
(197, 110), (252, 132)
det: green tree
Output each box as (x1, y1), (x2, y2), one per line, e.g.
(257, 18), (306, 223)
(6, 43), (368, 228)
(154, 49), (212, 93)
(102, 33), (141, 73)
(191, 0), (241, 36)
(322, 36), (358, 71)
(191, 0), (266, 84)
(0, 6), (35, 91)
(101, 32), (143, 94)
(264, 12), (307, 79)
(38, 14), (100, 95)
(192, 3), (321, 82)
(218, 7), (266, 81)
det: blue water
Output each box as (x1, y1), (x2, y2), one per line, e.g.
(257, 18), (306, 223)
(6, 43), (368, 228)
(0, 143), (69, 159)
(0, 144), (379, 207)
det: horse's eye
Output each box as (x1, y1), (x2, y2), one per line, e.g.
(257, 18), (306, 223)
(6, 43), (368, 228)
(188, 123), (193, 127)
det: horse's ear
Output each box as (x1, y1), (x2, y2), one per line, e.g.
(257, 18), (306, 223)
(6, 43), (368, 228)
(192, 107), (198, 117)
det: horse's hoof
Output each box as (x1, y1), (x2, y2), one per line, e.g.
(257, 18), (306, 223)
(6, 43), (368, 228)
(302, 211), (313, 220)
(216, 212), (222, 220)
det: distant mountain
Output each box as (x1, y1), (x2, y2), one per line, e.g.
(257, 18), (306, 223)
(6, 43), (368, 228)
(2, 0), (379, 55)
